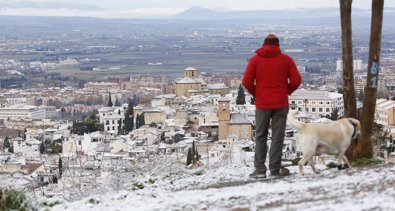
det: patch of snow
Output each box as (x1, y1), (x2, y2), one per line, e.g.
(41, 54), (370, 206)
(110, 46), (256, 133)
(46, 160), (395, 211)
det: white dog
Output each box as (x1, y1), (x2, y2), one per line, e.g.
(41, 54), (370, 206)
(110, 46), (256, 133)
(288, 111), (361, 175)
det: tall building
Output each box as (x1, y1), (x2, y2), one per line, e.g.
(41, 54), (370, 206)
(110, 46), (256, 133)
(354, 59), (363, 71)
(218, 98), (230, 140)
(336, 59), (363, 72)
(217, 98), (253, 141)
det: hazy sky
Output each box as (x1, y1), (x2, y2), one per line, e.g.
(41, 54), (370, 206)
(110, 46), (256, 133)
(19, 0), (395, 10)
(1, 0), (395, 18)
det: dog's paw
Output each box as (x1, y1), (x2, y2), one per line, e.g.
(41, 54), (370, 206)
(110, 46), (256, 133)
(338, 164), (346, 170)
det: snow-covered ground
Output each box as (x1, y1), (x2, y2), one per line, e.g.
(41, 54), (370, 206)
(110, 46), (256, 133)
(45, 160), (395, 211)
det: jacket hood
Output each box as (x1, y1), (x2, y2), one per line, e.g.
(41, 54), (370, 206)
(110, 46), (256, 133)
(256, 45), (281, 58)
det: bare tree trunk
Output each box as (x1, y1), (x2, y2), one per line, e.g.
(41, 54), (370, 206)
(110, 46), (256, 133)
(358, 0), (384, 159)
(339, 0), (358, 160)
(340, 0), (357, 119)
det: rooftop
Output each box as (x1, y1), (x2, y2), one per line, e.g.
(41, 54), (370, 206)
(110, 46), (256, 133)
(290, 89), (342, 100)
(176, 77), (198, 84)
(0, 104), (37, 110)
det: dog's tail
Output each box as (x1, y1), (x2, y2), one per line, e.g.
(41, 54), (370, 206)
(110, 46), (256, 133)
(287, 111), (305, 130)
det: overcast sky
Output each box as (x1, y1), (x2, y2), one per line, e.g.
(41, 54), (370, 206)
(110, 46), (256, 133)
(1, 0), (394, 18)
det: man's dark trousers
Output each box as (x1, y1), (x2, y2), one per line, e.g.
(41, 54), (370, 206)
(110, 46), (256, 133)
(254, 108), (288, 174)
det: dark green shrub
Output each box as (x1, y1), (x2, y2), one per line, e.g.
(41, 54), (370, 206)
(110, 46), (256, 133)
(0, 188), (36, 211)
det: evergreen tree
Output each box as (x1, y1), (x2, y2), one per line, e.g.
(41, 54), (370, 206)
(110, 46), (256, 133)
(337, 87), (343, 94)
(60, 107), (66, 118)
(135, 114), (140, 129)
(136, 113), (145, 128)
(51, 139), (63, 154)
(192, 140), (196, 163)
(115, 98), (121, 106)
(123, 101), (134, 133)
(118, 119), (123, 135)
(40, 141), (46, 154)
(52, 175), (58, 184)
(149, 122), (157, 128)
(195, 146), (199, 161)
(8, 146), (14, 153)
(131, 96), (139, 106)
(326, 108), (340, 121)
(3, 136), (10, 150)
(108, 92), (113, 107)
(140, 113), (145, 126)
(23, 128), (27, 140)
(186, 148), (192, 166)
(236, 84), (246, 105)
(58, 157), (63, 178)
(161, 132), (166, 142)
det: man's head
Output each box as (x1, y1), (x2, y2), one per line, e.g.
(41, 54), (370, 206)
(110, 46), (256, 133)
(263, 34), (279, 46)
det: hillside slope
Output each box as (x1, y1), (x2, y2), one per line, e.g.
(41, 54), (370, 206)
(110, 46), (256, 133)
(48, 162), (395, 211)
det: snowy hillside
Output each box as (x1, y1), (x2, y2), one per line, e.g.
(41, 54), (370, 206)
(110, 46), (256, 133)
(46, 161), (395, 211)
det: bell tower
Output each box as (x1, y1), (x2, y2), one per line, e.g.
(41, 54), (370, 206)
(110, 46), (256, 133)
(184, 67), (198, 79)
(218, 98), (230, 140)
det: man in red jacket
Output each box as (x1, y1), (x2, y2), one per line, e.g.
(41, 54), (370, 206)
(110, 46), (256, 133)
(242, 34), (302, 178)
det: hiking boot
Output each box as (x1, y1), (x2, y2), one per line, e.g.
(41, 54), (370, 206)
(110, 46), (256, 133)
(270, 167), (290, 178)
(270, 171), (283, 179)
(249, 170), (267, 179)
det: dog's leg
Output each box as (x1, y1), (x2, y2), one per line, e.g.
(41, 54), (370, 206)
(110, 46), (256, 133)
(308, 157), (320, 174)
(336, 153), (347, 170)
(342, 155), (350, 169)
(298, 151), (315, 176)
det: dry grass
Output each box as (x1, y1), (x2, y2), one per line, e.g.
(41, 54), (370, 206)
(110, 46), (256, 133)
(0, 188), (36, 211)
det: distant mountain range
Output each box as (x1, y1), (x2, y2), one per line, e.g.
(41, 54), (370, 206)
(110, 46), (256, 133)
(173, 6), (395, 20)
(0, 2), (394, 22)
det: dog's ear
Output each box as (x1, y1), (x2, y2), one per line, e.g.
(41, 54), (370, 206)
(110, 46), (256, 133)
(355, 119), (361, 130)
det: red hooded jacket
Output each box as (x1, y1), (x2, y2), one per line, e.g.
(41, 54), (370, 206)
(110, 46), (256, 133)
(242, 45), (302, 109)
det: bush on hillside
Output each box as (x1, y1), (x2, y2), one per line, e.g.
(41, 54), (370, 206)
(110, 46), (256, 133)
(0, 188), (36, 211)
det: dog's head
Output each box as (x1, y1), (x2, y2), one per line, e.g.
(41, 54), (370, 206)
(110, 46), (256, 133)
(348, 118), (361, 140)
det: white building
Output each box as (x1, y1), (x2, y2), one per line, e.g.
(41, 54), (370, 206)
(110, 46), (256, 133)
(297, 66), (306, 73)
(289, 89), (344, 117)
(354, 59), (363, 71)
(63, 132), (106, 155)
(84, 82), (119, 92)
(98, 105), (127, 134)
(0, 104), (45, 120)
(336, 59), (363, 71)
(375, 99), (395, 126)
(5, 98), (27, 107)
